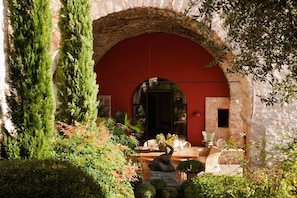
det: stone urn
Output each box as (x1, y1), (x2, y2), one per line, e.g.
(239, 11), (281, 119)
(202, 131), (215, 147)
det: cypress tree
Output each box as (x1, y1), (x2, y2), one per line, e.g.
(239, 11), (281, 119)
(55, 0), (98, 130)
(4, 0), (55, 159)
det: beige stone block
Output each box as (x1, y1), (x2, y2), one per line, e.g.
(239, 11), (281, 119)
(220, 149), (245, 164)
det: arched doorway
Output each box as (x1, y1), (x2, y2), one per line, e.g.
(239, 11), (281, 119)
(92, 5), (250, 163)
(133, 77), (187, 141)
(95, 32), (230, 146)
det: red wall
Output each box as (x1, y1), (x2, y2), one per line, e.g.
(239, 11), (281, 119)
(94, 33), (229, 146)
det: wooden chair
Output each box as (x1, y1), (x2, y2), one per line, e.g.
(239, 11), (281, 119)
(143, 139), (158, 147)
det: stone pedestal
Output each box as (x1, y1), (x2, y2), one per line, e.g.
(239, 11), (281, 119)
(150, 171), (177, 183)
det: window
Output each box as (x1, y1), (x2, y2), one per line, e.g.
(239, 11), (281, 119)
(218, 109), (229, 128)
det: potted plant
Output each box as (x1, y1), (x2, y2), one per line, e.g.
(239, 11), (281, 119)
(176, 160), (205, 180)
(155, 133), (178, 150)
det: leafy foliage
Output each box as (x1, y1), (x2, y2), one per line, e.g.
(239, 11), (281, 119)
(182, 135), (297, 198)
(5, 0), (55, 159)
(179, 180), (194, 198)
(176, 159), (205, 174)
(104, 118), (139, 153)
(150, 178), (167, 197)
(161, 187), (178, 198)
(134, 183), (156, 198)
(155, 133), (178, 147)
(102, 112), (143, 152)
(265, 136), (297, 197)
(55, 0), (98, 130)
(187, 0), (297, 104)
(53, 121), (138, 198)
(185, 174), (257, 198)
(0, 159), (103, 198)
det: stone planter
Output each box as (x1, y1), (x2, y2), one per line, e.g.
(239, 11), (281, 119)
(186, 173), (197, 180)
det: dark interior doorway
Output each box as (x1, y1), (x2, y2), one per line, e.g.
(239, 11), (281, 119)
(133, 77), (187, 142)
(147, 91), (173, 139)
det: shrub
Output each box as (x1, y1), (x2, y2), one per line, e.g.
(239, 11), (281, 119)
(53, 121), (138, 198)
(277, 138), (297, 197)
(185, 174), (256, 198)
(135, 183), (156, 198)
(103, 117), (140, 152)
(161, 187), (178, 198)
(179, 180), (193, 198)
(150, 179), (168, 191)
(131, 174), (143, 191)
(0, 159), (102, 198)
(176, 160), (205, 174)
(150, 178), (167, 197)
(247, 136), (297, 198)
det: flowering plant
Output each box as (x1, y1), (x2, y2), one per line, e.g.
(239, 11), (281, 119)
(155, 133), (178, 147)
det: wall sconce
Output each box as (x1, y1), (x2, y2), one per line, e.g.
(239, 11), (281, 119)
(192, 111), (200, 117)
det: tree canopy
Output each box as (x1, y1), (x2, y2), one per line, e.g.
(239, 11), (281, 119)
(188, 0), (297, 105)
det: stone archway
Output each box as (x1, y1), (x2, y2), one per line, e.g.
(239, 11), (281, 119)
(92, 7), (252, 149)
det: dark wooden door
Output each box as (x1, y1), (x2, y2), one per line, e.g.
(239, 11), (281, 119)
(147, 91), (173, 138)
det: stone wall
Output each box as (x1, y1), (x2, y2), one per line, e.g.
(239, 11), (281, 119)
(0, 0), (5, 134)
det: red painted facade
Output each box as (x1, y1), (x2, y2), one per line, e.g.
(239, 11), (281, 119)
(94, 33), (229, 146)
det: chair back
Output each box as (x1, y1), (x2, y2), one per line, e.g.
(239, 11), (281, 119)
(143, 139), (158, 147)
(204, 146), (222, 174)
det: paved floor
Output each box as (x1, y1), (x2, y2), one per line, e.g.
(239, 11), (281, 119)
(145, 164), (244, 187)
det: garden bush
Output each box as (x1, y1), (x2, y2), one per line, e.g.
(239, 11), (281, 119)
(184, 172), (296, 198)
(276, 138), (297, 197)
(103, 116), (140, 152)
(161, 187), (178, 198)
(53, 121), (138, 198)
(185, 174), (257, 198)
(150, 179), (167, 190)
(0, 159), (102, 198)
(248, 136), (297, 198)
(179, 180), (193, 198)
(131, 174), (143, 191)
(150, 179), (168, 198)
(135, 183), (156, 198)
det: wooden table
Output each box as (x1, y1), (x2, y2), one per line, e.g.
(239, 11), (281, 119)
(134, 147), (200, 161)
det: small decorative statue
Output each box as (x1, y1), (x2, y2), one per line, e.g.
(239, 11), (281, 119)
(148, 144), (175, 172)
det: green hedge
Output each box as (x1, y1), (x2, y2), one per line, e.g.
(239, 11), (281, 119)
(184, 173), (291, 198)
(0, 159), (103, 198)
(186, 174), (256, 198)
(135, 183), (156, 198)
